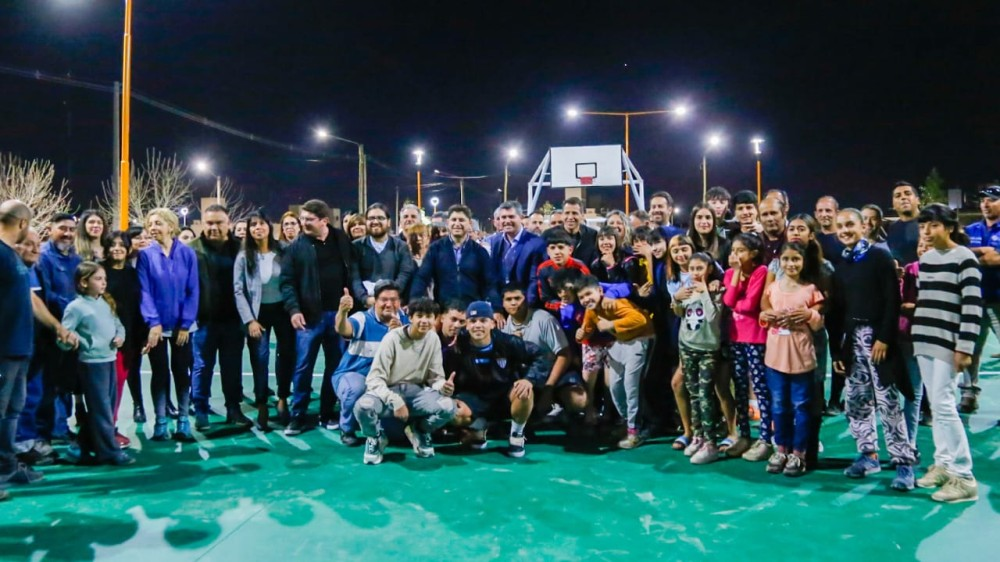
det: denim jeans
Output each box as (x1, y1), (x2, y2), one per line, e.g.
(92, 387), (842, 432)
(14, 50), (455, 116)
(248, 303), (296, 405)
(0, 358), (29, 472)
(15, 364), (43, 444)
(290, 311), (342, 421)
(80, 361), (119, 462)
(332, 371), (367, 433)
(191, 320), (246, 414)
(36, 343), (76, 440)
(899, 340), (924, 447)
(354, 383), (456, 437)
(766, 367), (813, 454)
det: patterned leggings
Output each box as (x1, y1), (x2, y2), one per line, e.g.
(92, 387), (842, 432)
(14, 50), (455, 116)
(846, 326), (917, 465)
(731, 343), (770, 441)
(680, 347), (720, 439)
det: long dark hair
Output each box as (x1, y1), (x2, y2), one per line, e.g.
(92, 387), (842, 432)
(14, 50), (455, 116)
(917, 203), (970, 245)
(778, 241), (821, 286)
(732, 233), (765, 267)
(596, 226), (624, 262)
(687, 203), (722, 259)
(101, 230), (133, 266)
(75, 209), (108, 258)
(861, 204), (888, 243)
(243, 211), (276, 275)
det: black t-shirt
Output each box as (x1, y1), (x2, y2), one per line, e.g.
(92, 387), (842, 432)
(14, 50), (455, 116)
(817, 232), (845, 266)
(887, 219), (920, 265)
(105, 264), (145, 347)
(0, 241), (34, 358)
(311, 235), (347, 311)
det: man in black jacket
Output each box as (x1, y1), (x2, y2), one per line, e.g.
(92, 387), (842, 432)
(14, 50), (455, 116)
(445, 301), (538, 458)
(350, 203), (416, 306)
(280, 199), (356, 435)
(189, 204), (249, 432)
(561, 197), (598, 267)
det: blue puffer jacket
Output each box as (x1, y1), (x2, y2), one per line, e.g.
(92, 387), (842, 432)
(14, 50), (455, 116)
(409, 236), (500, 311)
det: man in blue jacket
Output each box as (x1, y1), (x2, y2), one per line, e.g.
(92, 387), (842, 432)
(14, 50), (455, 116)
(281, 199), (356, 435)
(410, 205), (503, 325)
(489, 201), (545, 299)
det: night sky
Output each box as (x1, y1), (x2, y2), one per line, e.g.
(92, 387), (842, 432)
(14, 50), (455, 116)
(3, 1), (1000, 222)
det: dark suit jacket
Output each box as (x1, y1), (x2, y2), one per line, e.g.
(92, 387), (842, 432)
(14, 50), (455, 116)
(489, 229), (546, 295)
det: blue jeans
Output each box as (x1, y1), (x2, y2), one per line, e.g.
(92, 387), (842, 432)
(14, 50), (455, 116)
(15, 364), (43, 444)
(899, 340), (924, 447)
(191, 320), (245, 415)
(332, 371), (367, 433)
(291, 311), (342, 420)
(766, 367), (813, 453)
(0, 358), (29, 472)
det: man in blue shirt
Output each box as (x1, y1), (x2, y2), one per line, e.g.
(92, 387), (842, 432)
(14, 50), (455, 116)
(332, 280), (407, 446)
(962, 185), (1000, 413)
(488, 201), (545, 298)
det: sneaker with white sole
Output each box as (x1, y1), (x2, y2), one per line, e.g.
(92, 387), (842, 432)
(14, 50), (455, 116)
(617, 432), (644, 450)
(931, 476), (978, 503)
(783, 454), (806, 477)
(742, 439), (773, 462)
(765, 452), (788, 474)
(891, 465), (915, 491)
(508, 433), (526, 458)
(916, 464), (950, 488)
(690, 442), (719, 465)
(363, 434), (388, 465)
(404, 426), (435, 458)
(684, 436), (705, 457)
(844, 454), (881, 478)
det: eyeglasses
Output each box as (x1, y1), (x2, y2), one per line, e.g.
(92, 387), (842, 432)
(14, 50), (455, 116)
(367, 216), (388, 222)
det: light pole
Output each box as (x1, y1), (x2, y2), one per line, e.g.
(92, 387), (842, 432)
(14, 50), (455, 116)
(433, 169), (487, 207)
(702, 134), (723, 203)
(430, 197), (440, 214)
(117, 0), (134, 230)
(751, 137), (765, 201)
(315, 127), (368, 211)
(565, 103), (690, 212)
(503, 147), (520, 202)
(179, 207), (189, 227)
(413, 148), (425, 208)
(193, 159), (222, 203)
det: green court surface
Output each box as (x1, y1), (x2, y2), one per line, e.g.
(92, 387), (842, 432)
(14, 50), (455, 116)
(1, 346), (998, 562)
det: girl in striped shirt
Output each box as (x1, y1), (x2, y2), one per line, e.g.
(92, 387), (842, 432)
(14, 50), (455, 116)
(911, 204), (982, 503)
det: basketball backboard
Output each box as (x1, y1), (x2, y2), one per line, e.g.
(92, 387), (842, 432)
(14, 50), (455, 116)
(550, 145), (623, 188)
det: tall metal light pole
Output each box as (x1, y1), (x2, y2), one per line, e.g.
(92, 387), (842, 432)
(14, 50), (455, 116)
(565, 103), (689, 212)
(314, 127), (368, 211)
(503, 147), (520, 201)
(751, 137), (765, 201)
(413, 149), (425, 208)
(118, 0), (134, 230)
(193, 159), (222, 203)
(702, 134), (723, 203)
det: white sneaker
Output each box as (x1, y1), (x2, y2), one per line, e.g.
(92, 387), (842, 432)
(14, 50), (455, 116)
(363, 434), (388, 465)
(404, 426), (435, 458)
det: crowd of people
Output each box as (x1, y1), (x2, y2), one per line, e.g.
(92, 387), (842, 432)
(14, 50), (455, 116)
(0, 181), (992, 504)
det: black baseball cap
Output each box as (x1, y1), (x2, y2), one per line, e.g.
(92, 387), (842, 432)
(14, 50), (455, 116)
(979, 186), (1000, 199)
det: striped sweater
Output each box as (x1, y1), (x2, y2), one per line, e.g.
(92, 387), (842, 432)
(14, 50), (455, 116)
(911, 246), (982, 363)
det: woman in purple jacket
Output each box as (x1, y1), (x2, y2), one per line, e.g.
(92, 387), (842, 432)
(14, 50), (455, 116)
(136, 208), (199, 441)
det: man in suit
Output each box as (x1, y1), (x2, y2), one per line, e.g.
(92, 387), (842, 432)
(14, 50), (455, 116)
(562, 196), (598, 267)
(489, 201), (546, 300)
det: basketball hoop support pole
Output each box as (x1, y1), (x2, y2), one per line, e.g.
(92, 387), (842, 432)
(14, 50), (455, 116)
(624, 115), (631, 213)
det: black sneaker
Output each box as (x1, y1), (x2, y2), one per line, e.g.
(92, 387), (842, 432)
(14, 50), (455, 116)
(284, 418), (305, 436)
(133, 405), (147, 424)
(0, 463), (44, 484)
(340, 430), (361, 447)
(508, 433), (526, 458)
(226, 408), (254, 427)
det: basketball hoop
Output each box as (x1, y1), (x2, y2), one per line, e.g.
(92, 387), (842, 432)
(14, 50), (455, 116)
(579, 176), (594, 185)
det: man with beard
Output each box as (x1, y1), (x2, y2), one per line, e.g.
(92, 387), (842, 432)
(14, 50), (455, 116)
(190, 204), (249, 430)
(350, 203), (416, 307)
(886, 181), (921, 265)
(961, 185), (1000, 413)
(281, 199), (355, 435)
(526, 211), (545, 235)
(758, 197), (787, 265)
(34, 212), (82, 445)
(488, 201), (545, 297)
(648, 191), (685, 242)
(815, 196), (844, 265)
(549, 209), (565, 230)
(410, 205), (502, 325)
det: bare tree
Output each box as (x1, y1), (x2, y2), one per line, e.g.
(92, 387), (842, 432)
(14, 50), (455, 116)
(98, 148), (193, 226)
(216, 176), (253, 222)
(0, 152), (72, 227)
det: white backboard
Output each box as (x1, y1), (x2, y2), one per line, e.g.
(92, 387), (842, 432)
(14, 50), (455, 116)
(549, 145), (623, 188)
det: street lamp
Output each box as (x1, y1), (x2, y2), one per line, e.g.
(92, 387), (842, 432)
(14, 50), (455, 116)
(751, 137), (765, 201)
(314, 126), (368, 211)
(504, 147), (520, 201)
(564, 102), (690, 212)
(430, 197), (440, 214)
(179, 206), (189, 226)
(413, 148), (425, 208)
(193, 158), (222, 203)
(702, 133), (724, 203)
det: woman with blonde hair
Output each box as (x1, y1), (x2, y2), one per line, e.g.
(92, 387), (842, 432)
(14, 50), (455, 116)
(604, 210), (633, 249)
(136, 208), (200, 441)
(278, 211), (301, 247)
(406, 223), (431, 267)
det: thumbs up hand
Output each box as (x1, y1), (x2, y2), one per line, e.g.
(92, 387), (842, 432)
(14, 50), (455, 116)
(339, 288), (354, 312)
(442, 372), (456, 397)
